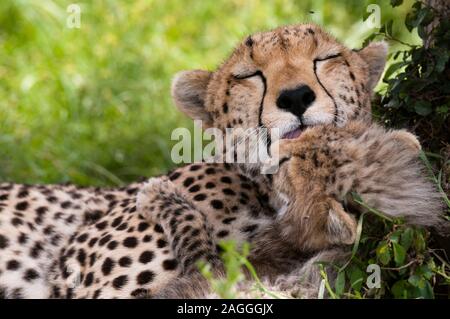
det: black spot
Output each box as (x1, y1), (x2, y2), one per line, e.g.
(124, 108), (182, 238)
(0, 194), (9, 201)
(217, 230), (229, 238)
(222, 217), (236, 224)
(157, 238), (167, 248)
(0, 234), (8, 249)
(11, 217), (23, 226)
(154, 224), (164, 233)
(205, 167), (216, 174)
(61, 201), (72, 209)
(88, 237), (98, 247)
(99, 234), (112, 246)
(47, 196), (58, 203)
(116, 222), (128, 231)
(188, 185), (200, 193)
(205, 182), (215, 189)
(162, 259), (178, 271)
(30, 241), (43, 258)
(349, 71), (355, 81)
(107, 240), (118, 250)
(211, 200), (224, 209)
(126, 188), (138, 195)
(17, 189), (29, 198)
(189, 165), (201, 171)
(123, 236), (138, 248)
(193, 194), (206, 201)
(95, 221), (108, 230)
(137, 271), (155, 285)
(139, 251), (154, 264)
(77, 233), (88, 243)
(84, 272), (94, 287)
(169, 171), (181, 181)
(183, 177), (195, 187)
(15, 201), (28, 211)
(23, 269), (39, 281)
(119, 256), (132, 267)
(101, 257), (115, 275)
(112, 275), (128, 290)
(93, 289), (101, 299)
(138, 222), (150, 232)
(130, 288), (148, 298)
(77, 249), (86, 266)
(143, 235), (152, 242)
(7, 259), (20, 270)
(242, 224), (258, 233)
(220, 176), (232, 184)
(222, 103), (228, 114)
(111, 216), (123, 228)
(18, 233), (28, 244)
(89, 253), (97, 266)
(222, 188), (236, 196)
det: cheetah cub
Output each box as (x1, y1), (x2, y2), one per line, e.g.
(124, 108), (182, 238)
(270, 120), (445, 251)
(137, 121), (445, 298)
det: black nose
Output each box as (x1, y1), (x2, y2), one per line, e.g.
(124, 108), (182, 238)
(276, 85), (316, 119)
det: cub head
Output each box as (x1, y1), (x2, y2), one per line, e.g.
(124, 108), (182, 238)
(172, 23), (388, 145)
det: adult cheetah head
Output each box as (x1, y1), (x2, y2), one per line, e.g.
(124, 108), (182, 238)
(172, 24), (387, 145)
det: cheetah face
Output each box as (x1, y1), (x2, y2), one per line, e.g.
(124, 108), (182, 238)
(172, 24), (387, 148)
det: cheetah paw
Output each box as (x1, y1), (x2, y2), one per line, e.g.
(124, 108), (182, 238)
(136, 177), (177, 224)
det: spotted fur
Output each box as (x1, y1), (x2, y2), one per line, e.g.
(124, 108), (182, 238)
(138, 122), (445, 298)
(0, 24), (392, 298)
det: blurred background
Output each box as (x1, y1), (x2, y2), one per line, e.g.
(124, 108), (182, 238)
(0, 0), (418, 186)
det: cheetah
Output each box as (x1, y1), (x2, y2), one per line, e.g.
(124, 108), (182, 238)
(138, 121), (444, 299)
(0, 23), (391, 298)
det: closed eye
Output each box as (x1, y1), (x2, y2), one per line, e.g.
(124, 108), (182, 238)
(314, 53), (342, 63)
(233, 70), (264, 80)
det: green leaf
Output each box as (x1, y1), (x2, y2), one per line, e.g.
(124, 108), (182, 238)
(414, 231), (426, 252)
(383, 61), (407, 80)
(393, 242), (407, 266)
(400, 228), (414, 251)
(391, 280), (410, 299)
(408, 274), (421, 287)
(335, 271), (346, 296)
(414, 100), (432, 116)
(376, 242), (392, 265)
(435, 51), (449, 73)
(348, 266), (365, 292)
(418, 281), (434, 299)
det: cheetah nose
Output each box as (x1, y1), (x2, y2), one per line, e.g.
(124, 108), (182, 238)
(276, 85), (316, 119)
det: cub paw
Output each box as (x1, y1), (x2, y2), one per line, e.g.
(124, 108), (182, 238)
(136, 177), (177, 224)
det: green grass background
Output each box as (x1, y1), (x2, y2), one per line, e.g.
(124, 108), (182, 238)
(0, 0), (418, 186)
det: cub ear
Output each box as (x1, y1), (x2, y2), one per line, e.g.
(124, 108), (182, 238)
(357, 41), (388, 91)
(171, 70), (213, 126)
(326, 199), (357, 246)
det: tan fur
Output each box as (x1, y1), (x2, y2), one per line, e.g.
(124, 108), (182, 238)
(172, 24), (388, 141)
(271, 121), (445, 251)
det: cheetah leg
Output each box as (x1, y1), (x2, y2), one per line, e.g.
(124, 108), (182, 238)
(137, 177), (224, 298)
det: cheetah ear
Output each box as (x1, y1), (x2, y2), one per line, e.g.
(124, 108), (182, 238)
(357, 41), (388, 91)
(172, 70), (213, 126)
(326, 199), (357, 246)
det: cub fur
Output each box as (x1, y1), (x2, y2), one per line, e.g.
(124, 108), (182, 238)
(139, 121), (445, 298)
